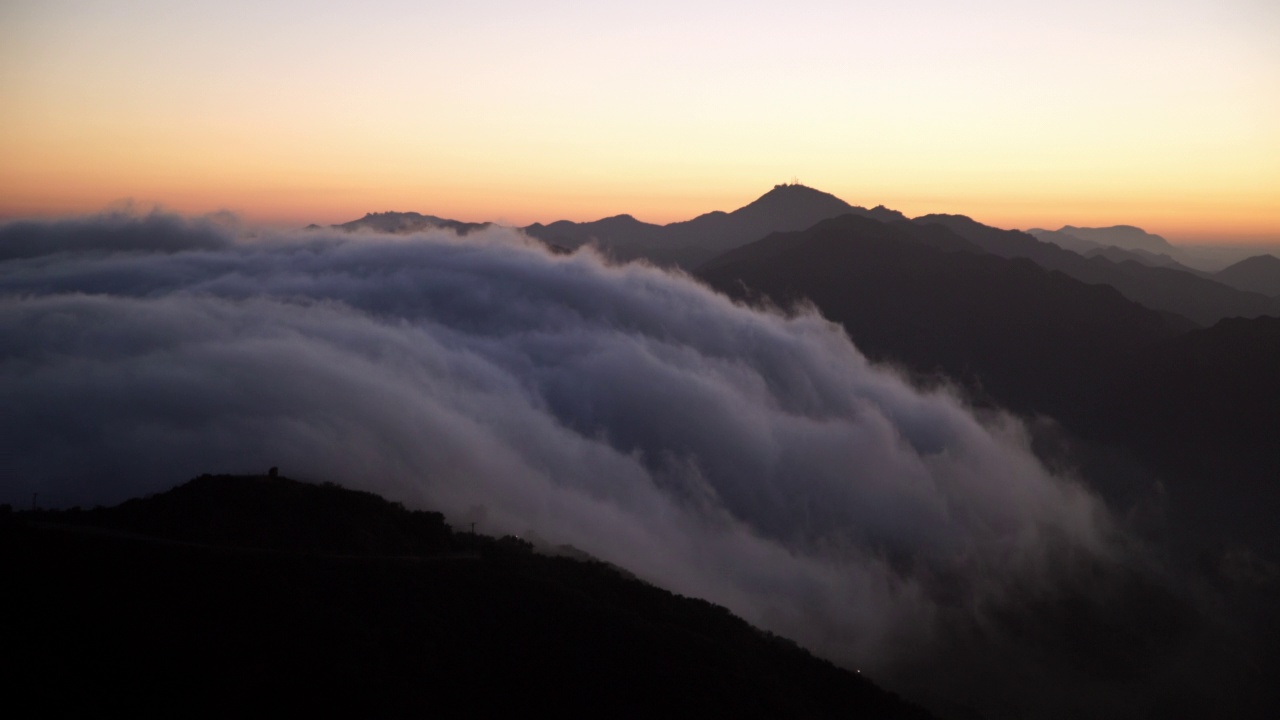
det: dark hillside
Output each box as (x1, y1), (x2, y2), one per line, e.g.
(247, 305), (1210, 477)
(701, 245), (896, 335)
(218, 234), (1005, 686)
(698, 214), (1181, 423)
(1084, 316), (1280, 554)
(77, 473), (453, 554)
(4, 474), (932, 719)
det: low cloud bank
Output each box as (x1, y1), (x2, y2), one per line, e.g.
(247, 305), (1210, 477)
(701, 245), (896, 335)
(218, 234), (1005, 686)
(3, 213), (1184, 714)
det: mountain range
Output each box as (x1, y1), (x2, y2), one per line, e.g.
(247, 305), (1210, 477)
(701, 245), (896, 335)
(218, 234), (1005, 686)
(332, 184), (1280, 322)
(327, 183), (1280, 511)
(1029, 225), (1177, 255)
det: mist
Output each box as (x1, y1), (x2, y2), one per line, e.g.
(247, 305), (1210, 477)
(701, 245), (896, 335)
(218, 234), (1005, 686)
(3, 212), (1201, 714)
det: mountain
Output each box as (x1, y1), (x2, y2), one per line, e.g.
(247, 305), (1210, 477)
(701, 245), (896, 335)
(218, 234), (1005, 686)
(916, 214), (1280, 326)
(1026, 227), (1104, 254)
(523, 184), (905, 269)
(322, 191), (1279, 325)
(329, 211), (493, 235)
(324, 185), (885, 270)
(1215, 254), (1280, 296)
(1081, 245), (1206, 275)
(523, 213), (668, 259)
(698, 214), (1183, 422)
(696, 220), (1280, 711)
(1056, 225), (1177, 254)
(1084, 316), (1280, 555)
(5, 473), (932, 719)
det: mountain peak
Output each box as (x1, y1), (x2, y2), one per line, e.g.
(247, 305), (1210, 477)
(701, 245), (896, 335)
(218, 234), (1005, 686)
(753, 182), (848, 205)
(731, 183), (854, 221)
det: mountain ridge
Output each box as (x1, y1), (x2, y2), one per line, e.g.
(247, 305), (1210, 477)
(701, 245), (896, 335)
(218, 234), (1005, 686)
(320, 185), (1280, 325)
(1215, 254), (1280, 296)
(696, 213), (1184, 422)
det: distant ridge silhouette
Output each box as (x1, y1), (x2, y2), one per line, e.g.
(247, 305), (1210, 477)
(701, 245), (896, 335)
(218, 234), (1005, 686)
(918, 214), (1280, 325)
(524, 183), (903, 269)
(321, 185), (1280, 323)
(1055, 225), (1176, 254)
(1214, 254), (1280, 296)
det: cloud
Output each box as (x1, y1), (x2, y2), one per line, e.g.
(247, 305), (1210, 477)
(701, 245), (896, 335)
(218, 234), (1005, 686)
(1, 214), (1193, 714)
(0, 210), (233, 261)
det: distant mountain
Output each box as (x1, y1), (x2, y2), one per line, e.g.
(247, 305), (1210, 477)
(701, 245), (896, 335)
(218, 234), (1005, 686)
(322, 185), (888, 270)
(1082, 245), (1206, 275)
(1057, 225), (1177, 254)
(523, 184), (906, 269)
(1214, 254), (1280, 296)
(698, 214), (1183, 422)
(1026, 227), (1104, 254)
(1028, 227), (1210, 275)
(916, 214), (1280, 326)
(523, 213), (667, 260)
(323, 192), (1280, 325)
(7, 473), (932, 719)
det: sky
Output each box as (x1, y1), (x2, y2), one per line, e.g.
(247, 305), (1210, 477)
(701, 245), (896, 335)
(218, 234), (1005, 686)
(2, 0), (1278, 243)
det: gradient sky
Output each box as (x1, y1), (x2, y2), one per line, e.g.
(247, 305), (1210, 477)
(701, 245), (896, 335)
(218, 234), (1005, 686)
(2, 1), (1277, 243)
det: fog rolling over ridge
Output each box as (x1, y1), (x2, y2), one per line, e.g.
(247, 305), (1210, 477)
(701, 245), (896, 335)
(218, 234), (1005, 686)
(2, 213), (1199, 715)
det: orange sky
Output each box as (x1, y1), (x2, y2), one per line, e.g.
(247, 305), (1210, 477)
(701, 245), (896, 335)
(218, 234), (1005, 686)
(2, 1), (1277, 245)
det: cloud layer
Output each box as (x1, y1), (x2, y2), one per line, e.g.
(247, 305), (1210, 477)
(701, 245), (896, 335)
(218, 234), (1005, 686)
(3, 213), (1164, 712)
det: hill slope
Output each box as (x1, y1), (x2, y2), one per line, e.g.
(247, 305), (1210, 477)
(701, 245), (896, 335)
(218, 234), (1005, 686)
(4, 474), (931, 719)
(1083, 316), (1280, 552)
(698, 214), (1182, 422)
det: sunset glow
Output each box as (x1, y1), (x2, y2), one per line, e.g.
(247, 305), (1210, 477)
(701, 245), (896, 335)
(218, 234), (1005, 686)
(3, 0), (1277, 243)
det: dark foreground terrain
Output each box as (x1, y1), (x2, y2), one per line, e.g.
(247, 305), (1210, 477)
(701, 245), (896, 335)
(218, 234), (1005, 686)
(3, 474), (931, 719)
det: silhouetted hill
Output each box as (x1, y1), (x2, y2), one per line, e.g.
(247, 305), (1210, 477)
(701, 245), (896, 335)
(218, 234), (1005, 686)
(1215, 254), (1280, 296)
(1082, 245), (1205, 275)
(1026, 227), (1103, 254)
(916, 214), (1279, 326)
(523, 213), (667, 259)
(5, 474), (932, 719)
(666, 185), (906, 268)
(698, 214), (1182, 422)
(75, 473), (453, 555)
